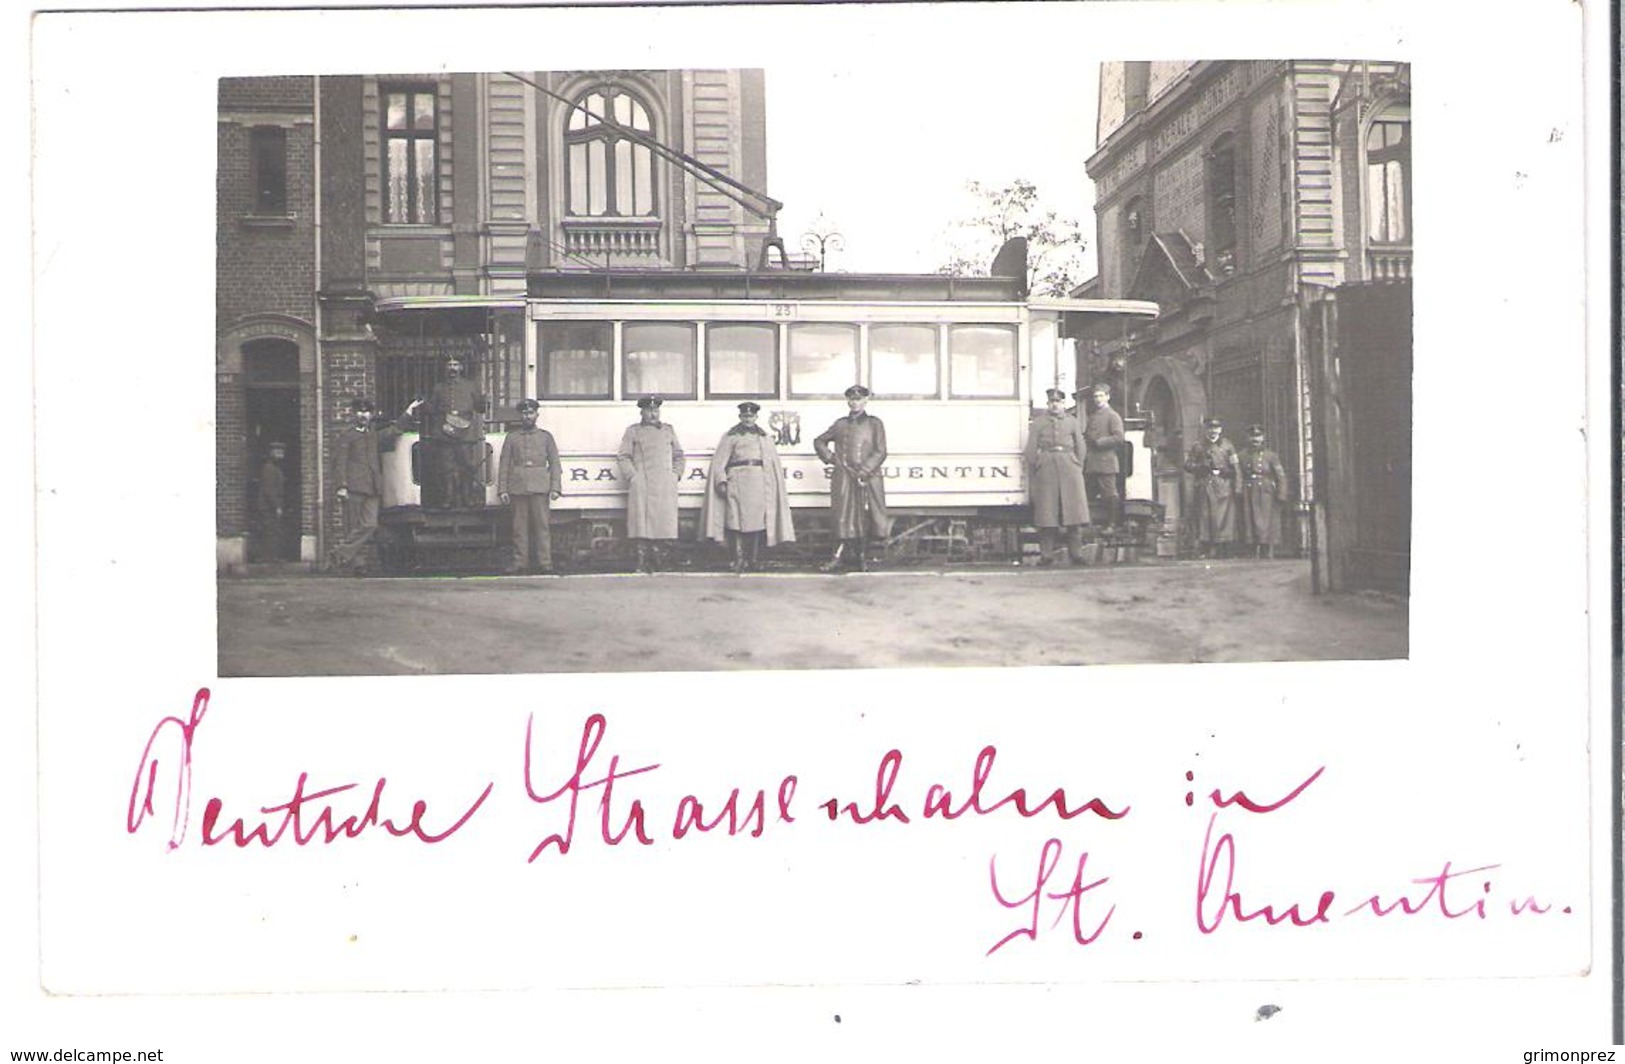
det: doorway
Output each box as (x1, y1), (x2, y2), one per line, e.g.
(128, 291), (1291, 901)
(243, 340), (301, 562)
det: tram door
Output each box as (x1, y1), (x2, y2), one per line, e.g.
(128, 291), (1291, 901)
(243, 340), (302, 562)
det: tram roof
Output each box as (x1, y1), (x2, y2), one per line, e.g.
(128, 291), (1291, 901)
(525, 267), (1028, 303)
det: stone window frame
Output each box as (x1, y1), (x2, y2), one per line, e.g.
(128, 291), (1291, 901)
(564, 82), (660, 220)
(380, 82), (441, 225)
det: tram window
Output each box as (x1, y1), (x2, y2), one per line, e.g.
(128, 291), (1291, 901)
(706, 323), (778, 398)
(788, 322), (859, 398)
(948, 324), (1019, 398)
(623, 322), (696, 399)
(539, 321), (613, 399)
(870, 324), (939, 398)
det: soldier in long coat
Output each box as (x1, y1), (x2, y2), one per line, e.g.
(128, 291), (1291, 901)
(703, 401), (795, 574)
(1185, 416), (1240, 557)
(813, 384), (890, 572)
(616, 396), (684, 573)
(1081, 382), (1126, 530)
(330, 398), (410, 574)
(498, 398), (563, 574)
(1237, 424), (1289, 558)
(1023, 388), (1090, 565)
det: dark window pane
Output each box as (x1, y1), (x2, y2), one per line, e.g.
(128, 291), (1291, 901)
(250, 127), (287, 215)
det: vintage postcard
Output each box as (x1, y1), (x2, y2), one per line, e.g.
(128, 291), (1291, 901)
(16, 0), (1616, 1059)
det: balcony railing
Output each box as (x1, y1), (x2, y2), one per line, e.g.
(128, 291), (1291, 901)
(1366, 245), (1412, 280)
(560, 217), (663, 262)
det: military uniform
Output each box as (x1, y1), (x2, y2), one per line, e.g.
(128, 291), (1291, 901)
(1024, 409), (1089, 529)
(1185, 431), (1240, 549)
(1082, 399), (1126, 528)
(617, 413), (684, 541)
(704, 405), (795, 573)
(498, 419), (563, 573)
(1237, 433), (1289, 551)
(422, 374), (487, 509)
(813, 411), (889, 540)
(255, 453), (287, 558)
(331, 421), (393, 571)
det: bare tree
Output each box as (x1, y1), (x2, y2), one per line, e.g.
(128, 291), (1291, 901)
(936, 179), (1090, 297)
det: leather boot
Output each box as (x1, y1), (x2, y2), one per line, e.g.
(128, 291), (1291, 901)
(635, 542), (650, 574)
(746, 532), (762, 572)
(820, 541), (847, 573)
(1067, 526), (1086, 565)
(855, 537), (869, 572)
(1037, 529), (1058, 566)
(730, 531), (746, 575)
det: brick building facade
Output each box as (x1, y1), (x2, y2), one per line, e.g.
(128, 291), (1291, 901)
(1084, 60), (1411, 575)
(217, 70), (771, 571)
(217, 76), (318, 569)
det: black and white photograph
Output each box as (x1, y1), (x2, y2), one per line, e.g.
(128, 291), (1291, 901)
(18, 1), (1614, 1060)
(214, 58), (1412, 676)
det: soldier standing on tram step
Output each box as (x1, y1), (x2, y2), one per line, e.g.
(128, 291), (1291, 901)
(330, 396), (414, 576)
(1237, 424), (1289, 559)
(1024, 388), (1090, 566)
(813, 384), (890, 573)
(498, 398), (563, 575)
(1185, 416), (1240, 558)
(616, 396), (684, 573)
(704, 401), (795, 574)
(421, 356), (487, 509)
(1081, 382), (1126, 533)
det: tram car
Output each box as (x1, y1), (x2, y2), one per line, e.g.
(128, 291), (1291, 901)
(369, 246), (1160, 573)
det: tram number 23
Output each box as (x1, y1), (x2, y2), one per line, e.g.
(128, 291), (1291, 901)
(769, 303), (797, 319)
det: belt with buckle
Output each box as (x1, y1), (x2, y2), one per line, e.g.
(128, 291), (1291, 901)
(726, 459), (764, 468)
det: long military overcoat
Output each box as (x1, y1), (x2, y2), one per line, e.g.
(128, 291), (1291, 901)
(702, 425), (795, 544)
(617, 420), (684, 540)
(1023, 411), (1090, 528)
(1237, 444), (1289, 546)
(813, 412), (890, 540)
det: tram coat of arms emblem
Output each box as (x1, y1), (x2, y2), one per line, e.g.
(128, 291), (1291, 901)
(769, 410), (800, 447)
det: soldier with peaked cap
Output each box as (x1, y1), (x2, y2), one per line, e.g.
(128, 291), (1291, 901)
(1024, 387), (1090, 565)
(1185, 415), (1240, 557)
(420, 355), (488, 509)
(703, 401), (795, 574)
(1079, 381), (1126, 531)
(616, 396), (685, 573)
(498, 398), (563, 574)
(1237, 423), (1289, 559)
(813, 384), (890, 572)
(330, 396), (414, 575)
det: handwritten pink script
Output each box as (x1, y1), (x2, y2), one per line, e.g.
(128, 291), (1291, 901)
(127, 689), (1569, 953)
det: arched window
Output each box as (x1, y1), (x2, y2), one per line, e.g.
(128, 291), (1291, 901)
(1366, 107), (1410, 244)
(1204, 132), (1238, 275)
(566, 85), (656, 218)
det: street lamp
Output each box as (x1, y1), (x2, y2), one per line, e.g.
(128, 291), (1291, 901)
(800, 216), (845, 272)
